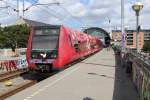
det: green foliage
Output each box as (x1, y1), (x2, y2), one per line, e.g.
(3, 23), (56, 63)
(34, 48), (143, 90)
(0, 24), (30, 48)
(143, 40), (150, 52)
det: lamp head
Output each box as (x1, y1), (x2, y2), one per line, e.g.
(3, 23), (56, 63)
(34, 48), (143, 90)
(132, 2), (143, 12)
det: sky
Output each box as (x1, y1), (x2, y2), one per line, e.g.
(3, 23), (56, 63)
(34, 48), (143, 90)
(0, 0), (149, 31)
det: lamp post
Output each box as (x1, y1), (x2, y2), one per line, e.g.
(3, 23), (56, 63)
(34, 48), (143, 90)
(121, 0), (125, 52)
(132, 2), (143, 53)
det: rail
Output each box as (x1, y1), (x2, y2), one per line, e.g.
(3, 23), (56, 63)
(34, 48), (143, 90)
(114, 46), (150, 65)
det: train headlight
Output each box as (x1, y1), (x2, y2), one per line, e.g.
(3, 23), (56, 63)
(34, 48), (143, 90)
(51, 50), (57, 58)
(51, 54), (57, 58)
(31, 54), (37, 58)
(32, 55), (35, 58)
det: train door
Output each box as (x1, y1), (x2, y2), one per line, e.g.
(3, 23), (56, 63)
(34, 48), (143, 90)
(71, 31), (81, 60)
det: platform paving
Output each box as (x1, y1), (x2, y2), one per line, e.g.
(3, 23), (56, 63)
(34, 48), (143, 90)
(6, 49), (140, 100)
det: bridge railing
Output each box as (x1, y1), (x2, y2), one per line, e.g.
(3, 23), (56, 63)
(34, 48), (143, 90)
(114, 46), (150, 100)
(126, 48), (150, 65)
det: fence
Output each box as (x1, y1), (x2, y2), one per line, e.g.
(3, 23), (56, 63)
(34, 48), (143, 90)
(132, 59), (150, 100)
(114, 46), (150, 100)
(0, 48), (28, 72)
(126, 48), (150, 66)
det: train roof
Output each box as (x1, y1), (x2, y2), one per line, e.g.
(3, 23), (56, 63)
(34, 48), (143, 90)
(33, 25), (61, 29)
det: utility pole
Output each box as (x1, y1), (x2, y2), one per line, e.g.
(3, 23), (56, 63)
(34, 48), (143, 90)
(23, 0), (24, 17)
(17, 0), (19, 18)
(121, 0), (126, 67)
(109, 19), (111, 39)
(121, 0), (125, 52)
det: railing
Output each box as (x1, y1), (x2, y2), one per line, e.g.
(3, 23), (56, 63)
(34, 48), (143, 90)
(126, 48), (150, 66)
(114, 46), (150, 100)
(114, 46), (150, 65)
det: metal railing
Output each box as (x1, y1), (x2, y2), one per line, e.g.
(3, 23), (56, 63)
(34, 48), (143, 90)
(114, 46), (150, 100)
(126, 48), (150, 65)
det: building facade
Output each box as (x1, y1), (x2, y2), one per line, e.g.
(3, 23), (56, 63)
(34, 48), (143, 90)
(112, 30), (150, 49)
(112, 30), (122, 41)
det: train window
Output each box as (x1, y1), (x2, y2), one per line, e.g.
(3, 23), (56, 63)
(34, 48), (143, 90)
(34, 28), (59, 36)
(32, 27), (60, 50)
(68, 35), (72, 47)
(74, 40), (80, 52)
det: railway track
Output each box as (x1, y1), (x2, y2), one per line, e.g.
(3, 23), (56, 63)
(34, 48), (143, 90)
(0, 70), (58, 99)
(0, 70), (27, 82)
(0, 80), (36, 99)
(0, 70), (37, 99)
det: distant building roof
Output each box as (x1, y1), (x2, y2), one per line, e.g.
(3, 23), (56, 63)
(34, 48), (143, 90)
(112, 30), (121, 32)
(15, 18), (51, 27)
(83, 27), (110, 39)
(112, 29), (150, 32)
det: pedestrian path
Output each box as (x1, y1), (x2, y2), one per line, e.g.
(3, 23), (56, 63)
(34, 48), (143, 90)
(6, 49), (139, 100)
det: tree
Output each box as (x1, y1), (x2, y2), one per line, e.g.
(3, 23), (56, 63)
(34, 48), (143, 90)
(143, 40), (150, 52)
(0, 24), (30, 48)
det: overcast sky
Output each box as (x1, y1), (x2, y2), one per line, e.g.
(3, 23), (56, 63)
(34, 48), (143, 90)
(0, 0), (149, 30)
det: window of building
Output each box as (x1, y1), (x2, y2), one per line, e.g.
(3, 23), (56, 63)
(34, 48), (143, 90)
(127, 33), (133, 37)
(127, 42), (133, 45)
(127, 37), (133, 39)
(127, 40), (133, 45)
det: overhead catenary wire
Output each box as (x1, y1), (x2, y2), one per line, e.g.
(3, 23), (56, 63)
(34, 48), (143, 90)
(27, 0), (65, 24)
(58, 4), (91, 28)
(0, 0), (64, 24)
(23, 0), (69, 24)
(32, 0), (91, 28)
(35, 6), (65, 24)
(1, 0), (91, 28)
(0, 0), (18, 19)
(0, 0), (20, 16)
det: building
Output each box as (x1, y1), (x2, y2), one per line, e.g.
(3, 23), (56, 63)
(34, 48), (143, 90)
(83, 27), (110, 46)
(15, 18), (51, 27)
(126, 30), (144, 49)
(112, 30), (150, 49)
(112, 30), (122, 41)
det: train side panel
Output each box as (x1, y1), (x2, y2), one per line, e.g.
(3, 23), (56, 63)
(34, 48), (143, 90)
(53, 26), (73, 69)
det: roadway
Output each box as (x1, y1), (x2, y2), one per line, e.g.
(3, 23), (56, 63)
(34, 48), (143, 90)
(6, 48), (139, 100)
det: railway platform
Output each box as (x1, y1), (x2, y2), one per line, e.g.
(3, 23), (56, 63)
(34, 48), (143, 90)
(6, 49), (139, 100)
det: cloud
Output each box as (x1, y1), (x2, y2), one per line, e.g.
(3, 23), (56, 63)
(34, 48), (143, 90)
(0, 0), (149, 31)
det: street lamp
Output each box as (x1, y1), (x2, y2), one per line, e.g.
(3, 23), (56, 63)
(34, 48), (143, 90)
(132, 2), (143, 53)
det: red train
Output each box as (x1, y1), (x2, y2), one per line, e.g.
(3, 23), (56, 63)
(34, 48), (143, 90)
(26, 25), (103, 71)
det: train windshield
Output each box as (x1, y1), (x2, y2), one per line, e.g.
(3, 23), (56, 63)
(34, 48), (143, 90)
(32, 27), (60, 50)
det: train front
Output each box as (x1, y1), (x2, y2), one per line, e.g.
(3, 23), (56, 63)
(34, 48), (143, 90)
(26, 26), (60, 71)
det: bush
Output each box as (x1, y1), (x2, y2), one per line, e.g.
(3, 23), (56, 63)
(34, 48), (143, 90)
(143, 40), (150, 52)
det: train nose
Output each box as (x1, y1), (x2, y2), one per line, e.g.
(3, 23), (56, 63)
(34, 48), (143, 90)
(31, 50), (57, 59)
